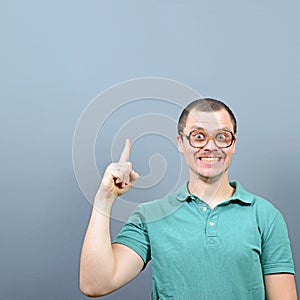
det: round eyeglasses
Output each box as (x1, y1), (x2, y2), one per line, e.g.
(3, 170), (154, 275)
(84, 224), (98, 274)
(180, 129), (236, 149)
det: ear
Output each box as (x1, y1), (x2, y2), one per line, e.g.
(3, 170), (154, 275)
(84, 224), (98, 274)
(177, 134), (184, 153)
(232, 136), (237, 154)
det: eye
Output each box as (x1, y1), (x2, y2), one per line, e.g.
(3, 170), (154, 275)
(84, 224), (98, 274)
(215, 131), (230, 141)
(192, 131), (205, 140)
(216, 133), (226, 140)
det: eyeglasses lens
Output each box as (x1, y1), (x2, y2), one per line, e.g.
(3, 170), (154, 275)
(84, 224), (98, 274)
(190, 130), (233, 148)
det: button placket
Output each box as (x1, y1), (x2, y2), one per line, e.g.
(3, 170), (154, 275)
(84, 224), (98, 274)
(197, 199), (209, 213)
(206, 208), (219, 247)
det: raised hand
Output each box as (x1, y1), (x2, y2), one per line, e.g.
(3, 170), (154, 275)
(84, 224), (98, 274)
(80, 139), (144, 298)
(96, 139), (139, 201)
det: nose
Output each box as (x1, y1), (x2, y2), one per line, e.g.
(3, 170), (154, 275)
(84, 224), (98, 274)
(202, 137), (218, 151)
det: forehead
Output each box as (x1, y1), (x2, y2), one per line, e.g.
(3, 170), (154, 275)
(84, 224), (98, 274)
(185, 109), (234, 131)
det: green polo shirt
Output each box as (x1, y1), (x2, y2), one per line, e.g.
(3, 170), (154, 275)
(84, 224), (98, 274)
(113, 181), (295, 300)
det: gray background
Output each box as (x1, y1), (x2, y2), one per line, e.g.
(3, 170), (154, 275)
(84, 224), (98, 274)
(1, 0), (299, 299)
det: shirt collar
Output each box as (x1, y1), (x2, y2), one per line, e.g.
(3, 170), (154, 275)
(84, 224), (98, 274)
(175, 181), (254, 205)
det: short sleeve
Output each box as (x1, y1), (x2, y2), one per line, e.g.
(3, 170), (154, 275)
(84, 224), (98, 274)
(261, 211), (295, 275)
(112, 204), (151, 269)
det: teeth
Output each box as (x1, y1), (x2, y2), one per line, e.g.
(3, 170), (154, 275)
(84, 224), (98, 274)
(200, 157), (219, 162)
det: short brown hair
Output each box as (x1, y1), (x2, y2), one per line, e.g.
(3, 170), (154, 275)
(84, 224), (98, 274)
(177, 98), (237, 134)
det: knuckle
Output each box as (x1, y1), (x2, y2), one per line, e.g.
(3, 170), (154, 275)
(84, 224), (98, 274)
(108, 163), (116, 169)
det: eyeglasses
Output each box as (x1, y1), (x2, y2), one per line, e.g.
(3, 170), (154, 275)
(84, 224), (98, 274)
(180, 129), (236, 149)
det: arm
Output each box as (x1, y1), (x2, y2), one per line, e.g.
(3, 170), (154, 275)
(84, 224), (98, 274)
(264, 273), (297, 300)
(80, 139), (143, 297)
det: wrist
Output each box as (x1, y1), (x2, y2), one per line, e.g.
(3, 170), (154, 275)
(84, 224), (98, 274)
(92, 196), (114, 216)
(95, 185), (117, 202)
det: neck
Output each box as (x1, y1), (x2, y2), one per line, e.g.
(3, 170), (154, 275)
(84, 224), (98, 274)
(188, 173), (234, 208)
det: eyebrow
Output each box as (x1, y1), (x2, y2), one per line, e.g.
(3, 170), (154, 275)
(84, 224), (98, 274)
(189, 125), (232, 131)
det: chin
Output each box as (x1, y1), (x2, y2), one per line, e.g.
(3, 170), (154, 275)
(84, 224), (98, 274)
(197, 171), (226, 182)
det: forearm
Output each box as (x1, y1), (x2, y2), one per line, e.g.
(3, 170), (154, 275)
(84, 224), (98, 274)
(80, 197), (116, 297)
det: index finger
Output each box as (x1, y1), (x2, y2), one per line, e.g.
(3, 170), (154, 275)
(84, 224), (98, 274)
(119, 138), (131, 162)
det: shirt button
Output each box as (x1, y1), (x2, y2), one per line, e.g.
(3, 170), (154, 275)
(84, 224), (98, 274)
(202, 207), (208, 211)
(209, 221), (215, 226)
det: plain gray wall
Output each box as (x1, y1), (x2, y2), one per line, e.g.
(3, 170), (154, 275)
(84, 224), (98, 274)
(1, 1), (299, 299)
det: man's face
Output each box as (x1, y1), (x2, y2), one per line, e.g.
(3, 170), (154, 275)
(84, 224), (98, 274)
(177, 108), (236, 181)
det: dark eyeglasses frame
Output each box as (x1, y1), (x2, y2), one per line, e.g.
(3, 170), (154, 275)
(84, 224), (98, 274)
(180, 129), (236, 149)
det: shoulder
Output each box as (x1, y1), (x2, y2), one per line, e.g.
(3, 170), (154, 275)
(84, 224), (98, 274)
(234, 181), (285, 229)
(252, 193), (283, 222)
(252, 194), (279, 214)
(134, 186), (187, 223)
(233, 181), (280, 213)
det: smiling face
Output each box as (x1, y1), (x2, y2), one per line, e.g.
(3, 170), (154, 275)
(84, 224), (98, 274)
(177, 108), (237, 182)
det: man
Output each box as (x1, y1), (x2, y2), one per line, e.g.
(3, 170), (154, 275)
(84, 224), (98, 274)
(80, 98), (297, 299)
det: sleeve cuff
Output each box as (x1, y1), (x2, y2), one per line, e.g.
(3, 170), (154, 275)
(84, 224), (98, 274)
(112, 238), (149, 270)
(263, 264), (295, 275)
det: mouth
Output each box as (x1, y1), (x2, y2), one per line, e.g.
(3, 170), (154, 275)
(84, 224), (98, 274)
(199, 157), (222, 162)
